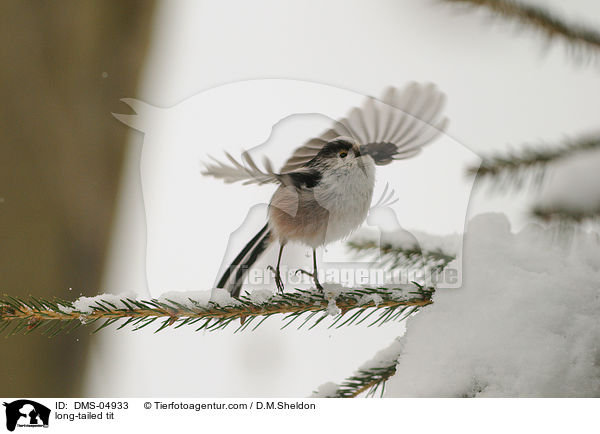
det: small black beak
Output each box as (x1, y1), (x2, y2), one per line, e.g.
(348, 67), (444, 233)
(354, 146), (368, 176)
(357, 155), (368, 176)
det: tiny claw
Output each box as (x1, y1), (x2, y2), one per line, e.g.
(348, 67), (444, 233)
(267, 265), (285, 294)
(294, 268), (312, 277)
(295, 268), (323, 291)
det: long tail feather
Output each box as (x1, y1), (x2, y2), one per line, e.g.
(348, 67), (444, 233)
(216, 223), (272, 297)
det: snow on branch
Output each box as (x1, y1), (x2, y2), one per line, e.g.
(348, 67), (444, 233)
(0, 285), (434, 337)
(442, 0), (600, 60)
(312, 338), (404, 398)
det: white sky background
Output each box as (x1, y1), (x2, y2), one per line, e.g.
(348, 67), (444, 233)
(85, 0), (600, 396)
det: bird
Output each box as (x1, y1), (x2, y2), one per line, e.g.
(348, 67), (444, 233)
(202, 82), (448, 297)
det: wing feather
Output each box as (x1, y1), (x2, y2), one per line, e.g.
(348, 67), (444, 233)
(202, 151), (281, 186)
(280, 82), (448, 170)
(203, 82), (448, 185)
(202, 150), (317, 188)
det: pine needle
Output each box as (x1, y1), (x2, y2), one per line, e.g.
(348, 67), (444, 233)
(468, 134), (600, 190)
(348, 240), (455, 272)
(313, 344), (403, 398)
(0, 285), (433, 337)
(442, 0), (600, 62)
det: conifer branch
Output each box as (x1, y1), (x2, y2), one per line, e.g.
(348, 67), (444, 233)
(532, 205), (600, 224)
(441, 0), (600, 57)
(312, 338), (404, 398)
(0, 286), (434, 337)
(321, 363), (399, 398)
(348, 240), (455, 272)
(468, 134), (600, 189)
(326, 236), (456, 398)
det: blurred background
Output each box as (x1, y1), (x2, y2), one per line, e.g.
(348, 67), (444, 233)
(1, 0), (599, 397)
(1, 1), (156, 396)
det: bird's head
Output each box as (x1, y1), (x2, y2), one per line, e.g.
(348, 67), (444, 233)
(309, 136), (371, 176)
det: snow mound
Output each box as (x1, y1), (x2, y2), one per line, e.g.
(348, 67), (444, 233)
(386, 212), (600, 397)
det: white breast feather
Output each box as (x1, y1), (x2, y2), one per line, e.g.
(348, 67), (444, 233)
(314, 157), (376, 244)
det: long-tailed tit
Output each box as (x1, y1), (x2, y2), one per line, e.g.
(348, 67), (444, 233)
(203, 82), (448, 296)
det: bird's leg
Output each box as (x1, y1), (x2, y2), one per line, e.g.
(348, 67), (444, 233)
(267, 243), (285, 293)
(295, 248), (324, 291)
(312, 248), (324, 291)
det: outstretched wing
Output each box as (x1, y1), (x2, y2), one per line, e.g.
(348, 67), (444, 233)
(202, 151), (280, 185)
(201, 150), (319, 189)
(358, 83), (448, 165)
(202, 82), (448, 185)
(280, 82), (448, 172)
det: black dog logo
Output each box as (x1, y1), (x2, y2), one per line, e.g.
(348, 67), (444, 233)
(3, 400), (50, 432)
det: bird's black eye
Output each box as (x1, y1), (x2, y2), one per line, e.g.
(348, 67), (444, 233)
(339, 151), (348, 158)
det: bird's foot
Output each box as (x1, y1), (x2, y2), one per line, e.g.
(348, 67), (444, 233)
(267, 265), (285, 294)
(294, 268), (324, 291)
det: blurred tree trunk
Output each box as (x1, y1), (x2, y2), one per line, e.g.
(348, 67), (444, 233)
(0, 1), (155, 396)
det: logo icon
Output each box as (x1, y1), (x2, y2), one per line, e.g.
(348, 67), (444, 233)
(3, 400), (50, 432)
